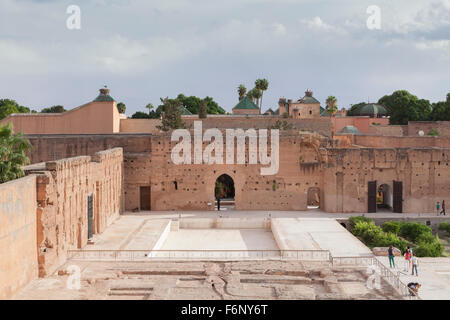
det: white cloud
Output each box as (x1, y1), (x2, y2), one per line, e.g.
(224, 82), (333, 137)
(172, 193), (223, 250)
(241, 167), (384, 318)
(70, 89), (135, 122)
(272, 23), (287, 36)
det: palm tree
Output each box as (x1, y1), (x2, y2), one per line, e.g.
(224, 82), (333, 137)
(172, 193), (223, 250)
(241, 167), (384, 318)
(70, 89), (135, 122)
(252, 88), (262, 107)
(255, 78), (269, 113)
(326, 96), (338, 137)
(0, 124), (32, 183)
(145, 103), (154, 115)
(238, 84), (247, 101)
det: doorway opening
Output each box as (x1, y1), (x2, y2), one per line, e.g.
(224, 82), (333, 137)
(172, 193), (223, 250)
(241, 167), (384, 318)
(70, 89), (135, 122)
(215, 174), (235, 211)
(307, 187), (321, 209)
(140, 186), (151, 211)
(377, 184), (392, 212)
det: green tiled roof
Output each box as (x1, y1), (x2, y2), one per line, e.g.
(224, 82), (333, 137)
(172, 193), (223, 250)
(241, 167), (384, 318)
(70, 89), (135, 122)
(233, 97), (259, 110)
(179, 105), (192, 115)
(264, 108), (275, 114)
(338, 125), (362, 135)
(354, 103), (388, 116)
(94, 88), (115, 102)
(298, 96), (320, 104)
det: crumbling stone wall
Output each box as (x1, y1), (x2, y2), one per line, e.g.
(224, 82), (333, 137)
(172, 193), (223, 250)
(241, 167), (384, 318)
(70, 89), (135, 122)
(323, 148), (450, 213)
(29, 148), (123, 277)
(0, 176), (38, 299)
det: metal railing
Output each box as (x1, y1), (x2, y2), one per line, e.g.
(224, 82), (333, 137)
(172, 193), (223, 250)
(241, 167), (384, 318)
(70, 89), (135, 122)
(67, 249), (331, 262)
(331, 255), (420, 300)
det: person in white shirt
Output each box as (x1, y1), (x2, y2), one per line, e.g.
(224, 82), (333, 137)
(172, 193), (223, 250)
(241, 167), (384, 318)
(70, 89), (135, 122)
(411, 254), (419, 276)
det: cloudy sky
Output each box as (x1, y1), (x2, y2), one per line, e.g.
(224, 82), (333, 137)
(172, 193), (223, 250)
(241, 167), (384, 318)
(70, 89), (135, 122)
(0, 0), (449, 115)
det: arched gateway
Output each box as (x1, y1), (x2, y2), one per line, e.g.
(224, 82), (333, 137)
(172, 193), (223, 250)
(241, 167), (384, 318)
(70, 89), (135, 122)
(215, 174), (235, 211)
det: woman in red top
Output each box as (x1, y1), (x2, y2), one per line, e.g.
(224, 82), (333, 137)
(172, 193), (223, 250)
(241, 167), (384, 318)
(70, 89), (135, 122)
(404, 247), (412, 272)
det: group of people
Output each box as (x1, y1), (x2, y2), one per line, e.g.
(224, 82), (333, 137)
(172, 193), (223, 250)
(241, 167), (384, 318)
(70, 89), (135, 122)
(388, 246), (419, 276)
(388, 246), (421, 296)
(437, 200), (446, 215)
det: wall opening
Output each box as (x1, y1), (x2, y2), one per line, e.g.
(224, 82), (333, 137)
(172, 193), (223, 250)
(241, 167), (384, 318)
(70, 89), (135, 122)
(215, 174), (235, 211)
(140, 186), (151, 211)
(377, 184), (392, 212)
(307, 187), (320, 209)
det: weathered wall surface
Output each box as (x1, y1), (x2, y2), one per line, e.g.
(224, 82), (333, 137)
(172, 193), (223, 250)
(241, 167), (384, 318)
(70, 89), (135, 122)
(333, 117), (390, 134)
(26, 148), (123, 277)
(407, 121), (450, 137)
(0, 101), (121, 135)
(351, 135), (450, 148)
(368, 124), (406, 136)
(0, 176), (38, 300)
(130, 133), (326, 211)
(120, 117), (332, 137)
(323, 148), (450, 213)
(24, 132), (450, 214)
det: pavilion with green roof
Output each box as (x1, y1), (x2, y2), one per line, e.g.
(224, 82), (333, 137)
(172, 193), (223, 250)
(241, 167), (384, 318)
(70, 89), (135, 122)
(338, 125), (363, 135)
(232, 96), (260, 115)
(351, 103), (388, 117)
(94, 87), (115, 102)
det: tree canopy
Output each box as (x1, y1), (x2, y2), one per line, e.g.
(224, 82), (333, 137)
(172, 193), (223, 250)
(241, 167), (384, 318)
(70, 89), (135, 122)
(0, 99), (31, 120)
(157, 97), (186, 131)
(0, 124), (32, 183)
(378, 90), (432, 125)
(117, 102), (126, 114)
(41, 105), (67, 113)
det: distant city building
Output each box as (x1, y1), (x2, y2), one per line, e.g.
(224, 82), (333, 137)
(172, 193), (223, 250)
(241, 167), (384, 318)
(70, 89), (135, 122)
(277, 90), (321, 119)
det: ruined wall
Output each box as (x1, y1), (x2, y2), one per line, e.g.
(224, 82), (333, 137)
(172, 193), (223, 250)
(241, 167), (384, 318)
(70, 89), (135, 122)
(0, 176), (38, 300)
(323, 148), (450, 213)
(120, 117), (332, 137)
(407, 121), (450, 137)
(28, 148), (123, 277)
(351, 135), (450, 148)
(25, 134), (151, 164)
(124, 133), (326, 211)
(368, 124), (406, 136)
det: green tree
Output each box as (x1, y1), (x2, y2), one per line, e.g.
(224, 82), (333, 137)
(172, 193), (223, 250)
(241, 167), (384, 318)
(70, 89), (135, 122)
(131, 111), (150, 119)
(157, 97), (186, 131)
(325, 96), (338, 116)
(198, 99), (207, 119)
(378, 90), (431, 125)
(0, 124), (32, 183)
(255, 78), (269, 112)
(429, 93), (450, 121)
(238, 84), (247, 101)
(117, 102), (126, 114)
(346, 102), (366, 116)
(41, 105), (66, 113)
(145, 103), (154, 115)
(0, 99), (30, 120)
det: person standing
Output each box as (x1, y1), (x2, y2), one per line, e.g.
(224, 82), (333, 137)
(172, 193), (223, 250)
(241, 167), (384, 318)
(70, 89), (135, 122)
(440, 200), (446, 216)
(437, 201), (440, 216)
(388, 245), (395, 268)
(411, 254), (419, 276)
(404, 248), (411, 272)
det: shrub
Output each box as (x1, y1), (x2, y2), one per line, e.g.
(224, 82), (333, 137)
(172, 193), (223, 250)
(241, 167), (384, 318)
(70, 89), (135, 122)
(399, 222), (432, 243)
(349, 216), (373, 230)
(414, 236), (444, 257)
(352, 221), (407, 252)
(381, 221), (402, 235)
(439, 222), (450, 234)
(427, 128), (440, 136)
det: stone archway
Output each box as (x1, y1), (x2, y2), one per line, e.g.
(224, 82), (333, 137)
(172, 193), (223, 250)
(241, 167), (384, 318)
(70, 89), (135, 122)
(215, 174), (235, 211)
